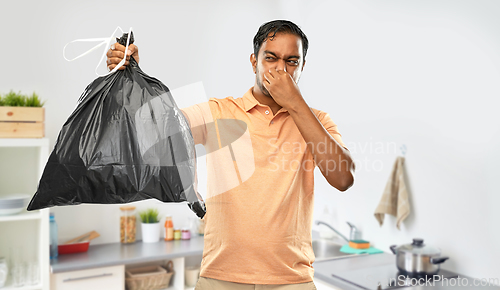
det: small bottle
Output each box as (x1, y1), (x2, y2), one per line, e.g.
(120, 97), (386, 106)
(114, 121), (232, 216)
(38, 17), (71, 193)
(181, 228), (191, 240)
(164, 216), (174, 241)
(173, 228), (181, 240)
(49, 213), (58, 259)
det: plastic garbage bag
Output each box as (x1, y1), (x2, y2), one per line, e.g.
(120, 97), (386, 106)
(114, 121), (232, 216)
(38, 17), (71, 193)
(27, 32), (205, 218)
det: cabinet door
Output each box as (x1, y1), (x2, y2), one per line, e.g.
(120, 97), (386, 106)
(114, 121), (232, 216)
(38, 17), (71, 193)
(51, 265), (124, 290)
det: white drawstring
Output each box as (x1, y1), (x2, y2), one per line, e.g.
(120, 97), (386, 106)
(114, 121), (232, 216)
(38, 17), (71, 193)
(62, 26), (133, 77)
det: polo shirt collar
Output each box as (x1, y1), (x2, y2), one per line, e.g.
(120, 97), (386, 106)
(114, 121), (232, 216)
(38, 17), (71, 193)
(243, 88), (259, 112)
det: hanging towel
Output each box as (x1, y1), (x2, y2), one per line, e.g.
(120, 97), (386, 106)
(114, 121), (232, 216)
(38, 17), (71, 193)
(374, 156), (410, 230)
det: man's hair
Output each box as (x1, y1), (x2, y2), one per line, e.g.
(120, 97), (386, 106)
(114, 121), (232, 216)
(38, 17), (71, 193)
(253, 20), (309, 60)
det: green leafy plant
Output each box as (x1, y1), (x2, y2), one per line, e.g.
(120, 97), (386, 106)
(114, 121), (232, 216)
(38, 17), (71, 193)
(25, 92), (45, 107)
(138, 208), (160, 224)
(0, 91), (45, 107)
(2, 91), (24, 106)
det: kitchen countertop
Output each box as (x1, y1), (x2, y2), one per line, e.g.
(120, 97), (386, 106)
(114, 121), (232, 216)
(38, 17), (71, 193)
(52, 236), (499, 289)
(314, 253), (383, 290)
(50, 236), (204, 273)
(313, 253), (500, 289)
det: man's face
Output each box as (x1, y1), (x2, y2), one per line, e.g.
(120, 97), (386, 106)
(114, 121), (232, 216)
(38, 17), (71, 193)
(251, 32), (305, 98)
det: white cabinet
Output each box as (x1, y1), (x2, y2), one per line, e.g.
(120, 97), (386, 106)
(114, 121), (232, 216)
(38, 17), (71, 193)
(50, 265), (124, 290)
(314, 278), (343, 290)
(0, 138), (50, 290)
(51, 255), (200, 290)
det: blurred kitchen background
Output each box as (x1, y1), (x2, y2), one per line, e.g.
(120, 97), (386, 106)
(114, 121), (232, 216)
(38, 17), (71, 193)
(1, 0), (499, 285)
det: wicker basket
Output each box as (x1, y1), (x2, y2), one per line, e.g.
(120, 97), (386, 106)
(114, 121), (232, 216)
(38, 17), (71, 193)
(125, 261), (174, 290)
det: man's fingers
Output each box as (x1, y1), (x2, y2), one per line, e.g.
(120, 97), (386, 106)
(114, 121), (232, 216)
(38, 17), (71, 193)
(127, 44), (138, 56)
(129, 44), (137, 53)
(265, 70), (275, 79)
(107, 49), (125, 59)
(113, 42), (126, 52)
(112, 42), (137, 55)
(264, 72), (272, 84)
(129, 44), (139, 63)
(276, 68), (291, 77)
(262, 79), (269, 89)
(106, 42), (139, 71)
(108, 57), (123, 64)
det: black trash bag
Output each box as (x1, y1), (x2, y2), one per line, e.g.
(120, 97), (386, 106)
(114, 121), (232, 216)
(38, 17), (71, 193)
(27, 32), (205, 218)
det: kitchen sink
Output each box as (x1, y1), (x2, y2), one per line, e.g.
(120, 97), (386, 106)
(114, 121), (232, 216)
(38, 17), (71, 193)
(312, 239), (358, 262)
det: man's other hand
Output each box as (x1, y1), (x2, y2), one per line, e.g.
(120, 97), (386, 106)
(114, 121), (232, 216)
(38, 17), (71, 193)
(106, 43), (139, 71)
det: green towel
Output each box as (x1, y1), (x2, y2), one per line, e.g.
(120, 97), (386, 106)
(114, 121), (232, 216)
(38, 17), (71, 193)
(340, 245), (384, 254)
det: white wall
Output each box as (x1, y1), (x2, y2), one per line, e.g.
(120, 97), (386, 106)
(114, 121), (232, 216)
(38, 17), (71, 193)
(300, 0), (500, 282)
(1, 0), (499, 283)
(1, 0), (280, 243)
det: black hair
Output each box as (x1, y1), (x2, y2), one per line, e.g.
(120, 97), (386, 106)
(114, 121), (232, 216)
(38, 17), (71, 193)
(253, 20), (309, 59)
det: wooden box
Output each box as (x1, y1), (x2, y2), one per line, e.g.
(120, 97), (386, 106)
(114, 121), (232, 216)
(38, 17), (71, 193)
(0, 106), (45, 138)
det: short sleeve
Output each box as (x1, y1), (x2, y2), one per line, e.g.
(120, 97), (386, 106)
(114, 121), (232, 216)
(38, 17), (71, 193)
(181, 102), (213, 145)
(314, 110), (348, 150)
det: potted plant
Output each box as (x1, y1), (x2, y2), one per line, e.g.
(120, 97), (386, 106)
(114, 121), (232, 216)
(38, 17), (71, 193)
(139, 208), (161, 243)
(0, 91), (46, 138)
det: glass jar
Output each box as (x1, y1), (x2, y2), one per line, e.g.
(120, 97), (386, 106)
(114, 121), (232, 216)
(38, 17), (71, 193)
(120, 206), (136, 244)
(198, 218), (205, 236)
(181, 228), (191, 240)
(173, 228), (181, 240)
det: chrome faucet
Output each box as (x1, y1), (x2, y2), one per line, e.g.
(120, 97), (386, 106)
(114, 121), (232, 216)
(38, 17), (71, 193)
(315, 221), (349, 243)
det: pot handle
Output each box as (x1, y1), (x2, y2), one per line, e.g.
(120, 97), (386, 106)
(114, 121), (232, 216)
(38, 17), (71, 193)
(430, 256), (449, 264)
(390, 245), (397, 254)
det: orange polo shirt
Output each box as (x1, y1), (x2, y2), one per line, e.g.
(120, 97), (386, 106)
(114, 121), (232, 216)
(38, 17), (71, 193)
(181, 88), (346, 284)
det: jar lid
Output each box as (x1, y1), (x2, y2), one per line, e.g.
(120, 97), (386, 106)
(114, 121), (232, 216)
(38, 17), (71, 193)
(120, 206), (136, 211)
(397, 238), (441, 256)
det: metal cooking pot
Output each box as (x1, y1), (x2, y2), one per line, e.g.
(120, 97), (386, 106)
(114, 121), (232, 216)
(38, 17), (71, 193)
(390, 238), (449, 275)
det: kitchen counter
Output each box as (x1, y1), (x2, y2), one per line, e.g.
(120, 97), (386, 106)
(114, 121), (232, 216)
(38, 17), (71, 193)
(52, 236), (499, 289)
(314, 254), (383, 290)
(313, 253), (500, 289)
(50, 236), (204, 273)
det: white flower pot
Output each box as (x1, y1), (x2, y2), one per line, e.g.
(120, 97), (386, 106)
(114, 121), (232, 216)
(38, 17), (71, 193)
(141, 222), (160, 243)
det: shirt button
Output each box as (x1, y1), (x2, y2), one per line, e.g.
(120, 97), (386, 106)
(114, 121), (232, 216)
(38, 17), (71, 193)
(265, 110), (270, 115)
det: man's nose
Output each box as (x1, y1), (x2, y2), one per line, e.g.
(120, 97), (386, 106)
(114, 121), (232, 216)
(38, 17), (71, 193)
(275, 59), (287, 72)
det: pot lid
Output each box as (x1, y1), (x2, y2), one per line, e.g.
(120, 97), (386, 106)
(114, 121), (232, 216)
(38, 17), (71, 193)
(397, 238), (441, 256)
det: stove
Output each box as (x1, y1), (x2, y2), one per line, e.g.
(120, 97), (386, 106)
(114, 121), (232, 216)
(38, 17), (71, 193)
(331, 263), (459, 289)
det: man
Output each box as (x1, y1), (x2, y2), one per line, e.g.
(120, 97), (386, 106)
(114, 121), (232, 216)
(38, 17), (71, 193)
(107, 20), (355, 289)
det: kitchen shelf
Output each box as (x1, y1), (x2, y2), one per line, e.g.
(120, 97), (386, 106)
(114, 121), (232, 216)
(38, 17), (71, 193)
(51, 238), (204, 274)
(1, 282), (43, 290)
(0, 137), (50, 290)
(0, 138), (49, 148)
(0, 210), (42, 222)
